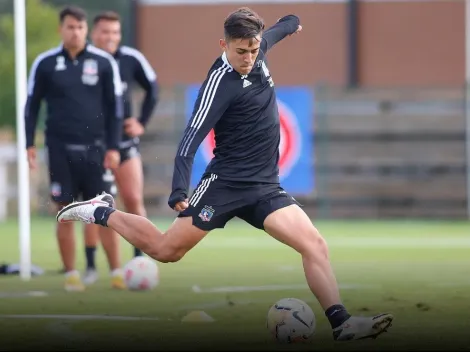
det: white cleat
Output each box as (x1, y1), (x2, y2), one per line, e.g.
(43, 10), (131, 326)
(83, 269), (99, 285)
(333, 313), (393, 341)
(56, 192), (115, 224)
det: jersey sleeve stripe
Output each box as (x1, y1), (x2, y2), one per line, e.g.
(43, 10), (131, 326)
(27, 46), (62, 96)
(178, 64), (230, 157)
(87, 45), (123, 96)
(120, 46), (157, 81)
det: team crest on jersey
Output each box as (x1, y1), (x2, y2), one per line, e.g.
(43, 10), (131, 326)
(55, 56), (66, 71)
(198, 205), (215, 222)
(82, 59), (99, 85)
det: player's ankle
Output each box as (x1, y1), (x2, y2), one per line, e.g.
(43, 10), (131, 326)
(325, 304), (351, 329)
(110, 268), (123, 277)
(93, 207), (116, 227)
(65, 269), (79, 278)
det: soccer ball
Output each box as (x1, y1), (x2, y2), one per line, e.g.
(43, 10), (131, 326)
(266, 298), (316, 344)
(123, 256), (159, 291)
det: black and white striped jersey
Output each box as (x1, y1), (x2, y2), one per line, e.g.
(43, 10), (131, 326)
(169, 15), (300, 206)
(25, 43), (124, 150)
(113, 45), (158, 128)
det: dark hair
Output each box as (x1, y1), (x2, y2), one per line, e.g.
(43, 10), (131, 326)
(93, 11), (121, 26)
(59, 5), (87, 23)
(224, 7), (265, 45)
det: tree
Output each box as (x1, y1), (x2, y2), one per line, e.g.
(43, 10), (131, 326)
(0, 0), (60, 128)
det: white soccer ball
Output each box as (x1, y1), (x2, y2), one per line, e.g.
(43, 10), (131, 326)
(123, 256), (159, 291)
(267, 298), (316, 344)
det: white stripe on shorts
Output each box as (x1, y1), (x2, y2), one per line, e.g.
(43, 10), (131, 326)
(189, 174), (218, 207)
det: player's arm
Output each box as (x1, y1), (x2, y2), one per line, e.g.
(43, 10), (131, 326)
(261, 15), (301, 53)
(24, 57), (47, 149)
(133, 55), (159, 127)
(102, 56), (124, 151)
(168, 72), (232, 210)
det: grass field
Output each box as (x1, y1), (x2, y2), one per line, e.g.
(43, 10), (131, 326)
(0, 217), (469, 351)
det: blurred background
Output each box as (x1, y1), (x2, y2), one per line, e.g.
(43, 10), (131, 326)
(0, 0), (466, 221)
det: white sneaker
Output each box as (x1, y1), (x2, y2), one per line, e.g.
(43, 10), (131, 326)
(83, 269), (99, 285)
(333, 313), (393, 341)
(56, 192), (115, 224)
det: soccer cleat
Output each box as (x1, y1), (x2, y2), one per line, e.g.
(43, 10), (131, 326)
(56, 192), (115, 224)
(111, 273), (127, 290)
(333, 313), (393, 341)
(64, 272), (85, 292)
(83, 269), (99, 285)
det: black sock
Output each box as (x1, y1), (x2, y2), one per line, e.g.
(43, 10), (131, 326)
(85, 246), (96, 270)
(134, 247), (143, 257)
(93, 206), (116, 227)
(325, 304), (351, 329)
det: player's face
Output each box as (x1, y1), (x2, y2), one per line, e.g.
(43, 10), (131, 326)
(221, 35), (261, 75)
(91, 20), (122, 54)
(59, 16), (87, 49)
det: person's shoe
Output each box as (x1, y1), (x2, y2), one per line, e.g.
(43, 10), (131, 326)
(64, 271), (85, 292)
(333, 313), (393, 341)
(56, 192), (115, 224)
(111, 271), (127, 290)
(83, 269), (99, 285)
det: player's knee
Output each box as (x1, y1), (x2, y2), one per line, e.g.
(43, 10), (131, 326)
(302, 227), (329, 260)
(149, 247), (185, 263)
(122, 193), (145, 215)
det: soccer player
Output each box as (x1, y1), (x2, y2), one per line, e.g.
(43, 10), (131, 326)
(57, 7), (393, 340)
(25, 5), (126, 291)
(79, 11), (159, 284)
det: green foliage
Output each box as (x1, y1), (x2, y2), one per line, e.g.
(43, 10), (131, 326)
(0, 0), (60, 128)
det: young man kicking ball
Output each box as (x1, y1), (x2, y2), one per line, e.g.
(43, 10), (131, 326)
(57, 7), (393, 341)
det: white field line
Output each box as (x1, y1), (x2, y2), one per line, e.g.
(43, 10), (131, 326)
(0, 314), (160, 321)
(0, 291), (48, 298)
(191, 283), (379, 294)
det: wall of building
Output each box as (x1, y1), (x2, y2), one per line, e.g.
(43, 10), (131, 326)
(135, 0), (464, 88)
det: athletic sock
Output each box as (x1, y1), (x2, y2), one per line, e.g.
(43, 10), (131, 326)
(93, 206), (116, 227)
(134, 247), (143, 257)
(85, 246), (96, 270)
(325, 304), (351, 329)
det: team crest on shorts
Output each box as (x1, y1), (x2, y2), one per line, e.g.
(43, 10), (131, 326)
(198, 205), (215, 222)
(51, 182), (61, 197)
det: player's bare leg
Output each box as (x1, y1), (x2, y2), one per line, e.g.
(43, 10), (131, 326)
(56, 203), (84, 292)
(82, 223), (123, 288)
(99, 226), (125, 289)
(113, 155), (146, 257)
(263, 204), (393, 341)
(56, 193), (209, 263)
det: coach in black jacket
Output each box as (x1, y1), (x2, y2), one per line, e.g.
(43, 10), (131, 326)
(24, 6), (125, 291)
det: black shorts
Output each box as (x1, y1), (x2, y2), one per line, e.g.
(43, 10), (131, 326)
(178, 174), (299, 231)
(119, 137), (140, 165)
(45, 137), (113, 204)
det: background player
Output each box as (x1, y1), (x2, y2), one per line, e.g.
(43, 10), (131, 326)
(57, 7), (393, 340)
(80, 11), (159, 285)
(25, 5), (125, 291)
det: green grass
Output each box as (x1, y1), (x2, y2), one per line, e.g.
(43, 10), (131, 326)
(0, 217), (469, 351)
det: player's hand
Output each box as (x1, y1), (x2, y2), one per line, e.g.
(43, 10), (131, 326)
(174, 199), (189, 212)
(124, 117), (145, 137)
(104, 150), (120, 170)
(27, 147), (37, 170)
(291, 25), (302, 35)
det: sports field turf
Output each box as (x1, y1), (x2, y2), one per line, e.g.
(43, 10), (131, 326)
(0, 217), (469, 351)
